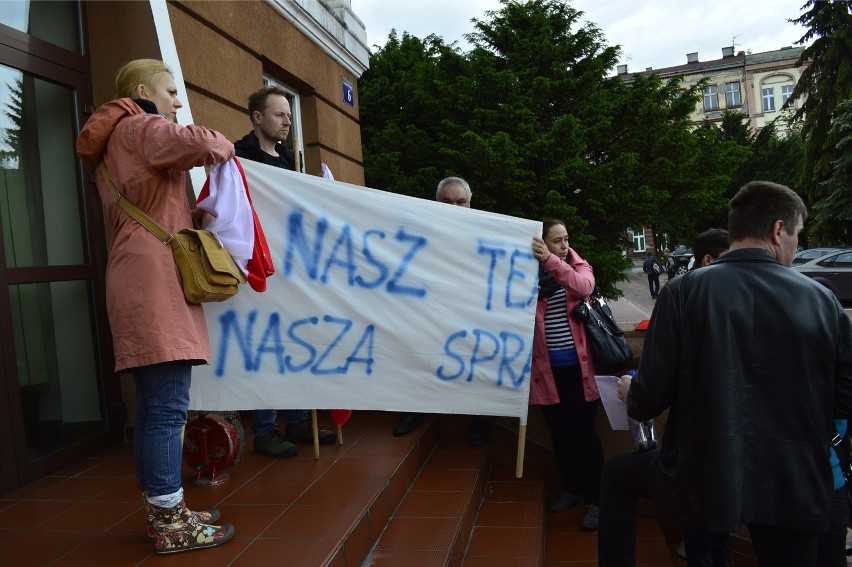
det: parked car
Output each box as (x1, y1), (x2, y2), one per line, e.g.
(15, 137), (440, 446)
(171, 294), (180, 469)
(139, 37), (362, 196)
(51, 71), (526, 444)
(792, 246), (852, 265)
(792, 248), (852, 302)
(666, 245), (693, 278)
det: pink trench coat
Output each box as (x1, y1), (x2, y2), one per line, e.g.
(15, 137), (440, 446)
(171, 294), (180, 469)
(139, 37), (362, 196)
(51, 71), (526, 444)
(529, 250), (599, 405)
(76, 98), (234, 372)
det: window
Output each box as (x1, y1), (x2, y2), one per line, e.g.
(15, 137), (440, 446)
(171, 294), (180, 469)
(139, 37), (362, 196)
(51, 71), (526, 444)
(633, 230), (646, 253)
(725, 82), (741, 107)
(0, 0), (81, 53)
(781, 85), (795, 108)
(0, 0), (129, 491)
(823, 252), (852, 268)
(762, 87), (775, 112)
(262, 76), (304, 172)
(703, 85), (719, 111)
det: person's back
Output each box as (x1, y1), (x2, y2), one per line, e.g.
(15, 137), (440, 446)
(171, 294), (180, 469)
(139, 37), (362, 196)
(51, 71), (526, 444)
(642, 249), (661, 299)
(599, 180), (852, 567)
(639, 251), (850, 531)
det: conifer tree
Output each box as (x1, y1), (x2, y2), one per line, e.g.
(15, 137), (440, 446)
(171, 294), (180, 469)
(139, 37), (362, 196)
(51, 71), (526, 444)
(789, 0), (852, 243)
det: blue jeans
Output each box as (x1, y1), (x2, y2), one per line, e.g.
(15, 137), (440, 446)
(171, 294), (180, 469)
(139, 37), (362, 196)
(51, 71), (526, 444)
(252, 409), (310, 436)
(133, 361), (192, 497)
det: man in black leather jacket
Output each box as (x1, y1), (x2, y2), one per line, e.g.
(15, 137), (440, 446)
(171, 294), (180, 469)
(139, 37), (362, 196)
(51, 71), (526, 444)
(598, 181), (852, 567)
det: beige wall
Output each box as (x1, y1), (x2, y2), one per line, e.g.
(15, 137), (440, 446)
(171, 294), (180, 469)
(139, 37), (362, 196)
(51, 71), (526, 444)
(169, 1), (365, 185)
(745, 63), (803, 134)
(85, 2), (161, 106)
(679, 66), (745, 124)
(84, 0), (365, 185)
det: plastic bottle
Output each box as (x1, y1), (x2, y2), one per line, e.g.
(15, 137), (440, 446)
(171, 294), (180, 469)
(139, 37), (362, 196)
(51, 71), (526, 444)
(625, 370), (658, 451)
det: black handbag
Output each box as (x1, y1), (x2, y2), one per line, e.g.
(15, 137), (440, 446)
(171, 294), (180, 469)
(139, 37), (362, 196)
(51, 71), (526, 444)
(573, 287), (632, 374)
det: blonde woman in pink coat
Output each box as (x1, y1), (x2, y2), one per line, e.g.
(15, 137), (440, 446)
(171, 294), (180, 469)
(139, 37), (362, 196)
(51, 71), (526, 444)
(76, 59), (234, 554)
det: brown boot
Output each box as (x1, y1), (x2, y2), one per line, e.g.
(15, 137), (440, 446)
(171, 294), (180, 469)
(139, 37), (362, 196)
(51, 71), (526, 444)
(149, 498), (234, 554)
(141, 491), (221, 541)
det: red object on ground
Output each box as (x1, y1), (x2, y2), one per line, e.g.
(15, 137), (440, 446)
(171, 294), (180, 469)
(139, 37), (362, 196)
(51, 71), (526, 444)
(329, 410), (352, 426)
(183, 412), (241, 486)
(635, 319), (650, 331)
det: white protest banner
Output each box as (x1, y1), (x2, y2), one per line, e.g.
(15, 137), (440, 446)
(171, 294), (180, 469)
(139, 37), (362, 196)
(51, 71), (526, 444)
(189, 160), (542, 424)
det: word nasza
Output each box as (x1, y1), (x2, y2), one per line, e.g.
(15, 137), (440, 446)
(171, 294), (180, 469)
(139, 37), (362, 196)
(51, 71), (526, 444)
(213, 310), (531, 389)
(214, 310), (375, 376)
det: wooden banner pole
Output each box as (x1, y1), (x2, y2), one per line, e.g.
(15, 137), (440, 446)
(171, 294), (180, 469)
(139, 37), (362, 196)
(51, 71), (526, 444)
(516, 421), (527, 478)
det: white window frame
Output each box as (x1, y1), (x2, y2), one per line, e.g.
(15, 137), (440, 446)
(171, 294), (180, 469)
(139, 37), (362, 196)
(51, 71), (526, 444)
(633, 231), (646, 253)
(703, 85), (719, 111)
(263, 75), (305, 172)
(781, 84), (795, 109)
(724, 81), (741, 107)
(762, 87), (775, 112)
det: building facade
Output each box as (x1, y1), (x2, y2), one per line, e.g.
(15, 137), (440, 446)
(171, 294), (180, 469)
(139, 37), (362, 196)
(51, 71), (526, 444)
(618, 45), (807, 256)
(0, 0), (369, 493)
(617, 45), (806, 134)
(744, 47), (803, 135)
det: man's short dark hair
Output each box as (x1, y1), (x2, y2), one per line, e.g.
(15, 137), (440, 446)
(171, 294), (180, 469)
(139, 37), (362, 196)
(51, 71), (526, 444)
(691, 229), (729, 270)
(728, 181), (807, 242)
(247, 86), (288, 119)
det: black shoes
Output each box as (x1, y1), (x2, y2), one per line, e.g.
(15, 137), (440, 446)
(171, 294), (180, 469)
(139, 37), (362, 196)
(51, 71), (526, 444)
(392, 414), (491, 443)
(392, 412), (424, 436)
(548, 490), (583, 513)
(468, 417), (490, 447)
(254, 429), (298, 457)
(580, 503), (600, 530)
(285, 418), (336, 445)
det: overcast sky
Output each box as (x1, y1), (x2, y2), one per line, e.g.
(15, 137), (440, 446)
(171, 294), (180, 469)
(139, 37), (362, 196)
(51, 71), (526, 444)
(351, 0), (810, 72)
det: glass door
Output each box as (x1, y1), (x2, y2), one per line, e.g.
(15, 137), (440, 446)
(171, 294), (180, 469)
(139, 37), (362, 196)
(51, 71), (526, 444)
(0, 2), (119, 494)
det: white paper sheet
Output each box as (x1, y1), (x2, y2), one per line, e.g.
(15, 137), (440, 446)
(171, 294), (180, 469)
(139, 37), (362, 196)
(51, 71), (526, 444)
(595, 375), (629, 430)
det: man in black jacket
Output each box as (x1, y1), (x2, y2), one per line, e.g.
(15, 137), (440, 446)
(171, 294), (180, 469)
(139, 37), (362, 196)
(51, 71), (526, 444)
(641, 248), (662, 299)
(235, 86), (334, 457)
(234, 85), (296, 171)
(598, 181), (852, 566)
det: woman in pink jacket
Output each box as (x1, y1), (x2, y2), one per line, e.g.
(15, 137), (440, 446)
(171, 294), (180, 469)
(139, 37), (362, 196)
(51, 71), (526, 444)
(530, 219), (603, 531)
(76, 59), (235, 554)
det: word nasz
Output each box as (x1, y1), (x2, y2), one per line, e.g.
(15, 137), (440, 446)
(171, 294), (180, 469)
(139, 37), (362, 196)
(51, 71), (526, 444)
(283, 209), (427, 298)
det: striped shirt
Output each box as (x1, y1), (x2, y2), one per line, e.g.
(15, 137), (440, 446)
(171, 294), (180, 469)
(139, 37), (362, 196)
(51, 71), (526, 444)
(544, 287), (574, 350)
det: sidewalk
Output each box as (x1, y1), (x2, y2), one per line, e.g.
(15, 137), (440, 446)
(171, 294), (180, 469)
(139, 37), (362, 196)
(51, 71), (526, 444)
(608, 264), (661, 331)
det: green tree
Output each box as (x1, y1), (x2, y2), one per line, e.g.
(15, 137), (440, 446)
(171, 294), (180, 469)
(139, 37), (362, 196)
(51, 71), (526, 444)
(789, 0), (852, 243)
(0, 77), (23, 168)
(813, 98), (852, 240)
(359, 0), (744, 296)
(359, 31), (465, 199)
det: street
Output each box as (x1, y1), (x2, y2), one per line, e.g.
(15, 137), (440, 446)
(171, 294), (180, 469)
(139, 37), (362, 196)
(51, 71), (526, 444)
(608, 260), (852, 332)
